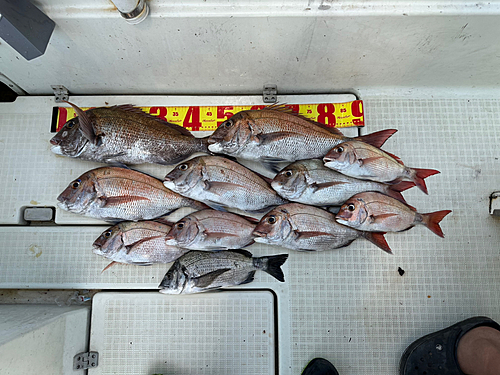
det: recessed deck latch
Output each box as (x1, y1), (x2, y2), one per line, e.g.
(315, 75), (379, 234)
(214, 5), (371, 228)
(73, 351), (99, 370)
(490, 192), (500, 216)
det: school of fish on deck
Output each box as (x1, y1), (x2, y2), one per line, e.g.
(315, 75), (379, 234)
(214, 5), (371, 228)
(52, 102), (451, 294)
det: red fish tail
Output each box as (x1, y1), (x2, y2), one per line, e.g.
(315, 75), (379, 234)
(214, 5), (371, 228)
(421, 210), (452, 238)
(384, 190), (408, 205)
(355, 129), (397, 148)
(390, 181), (416, 192)
(410, 168), (440, 194)
(362, 232), (393, 254)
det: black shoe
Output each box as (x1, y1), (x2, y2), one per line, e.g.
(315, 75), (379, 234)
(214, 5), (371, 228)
(399, 316), (500, 375)
(301, 358), (339, 375)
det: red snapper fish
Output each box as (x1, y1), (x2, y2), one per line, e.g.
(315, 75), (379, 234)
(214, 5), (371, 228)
(207, 105), (397, 171)
(323, 140), (440, 194)
(335, 192), (451, 237)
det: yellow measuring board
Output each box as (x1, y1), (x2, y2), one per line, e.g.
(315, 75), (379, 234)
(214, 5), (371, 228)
(52, 101), (364, 132)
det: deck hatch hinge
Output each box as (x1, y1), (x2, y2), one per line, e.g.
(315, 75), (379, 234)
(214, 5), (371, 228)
(51, 85), (69, 103)
(263, 84), (277, 103)
(73, 351), (99, 370)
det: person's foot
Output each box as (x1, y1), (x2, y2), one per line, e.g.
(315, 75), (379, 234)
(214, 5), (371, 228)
(457, 325), (500, 375)
(399, 316), (500, 375)
(301, 358), (339, 375)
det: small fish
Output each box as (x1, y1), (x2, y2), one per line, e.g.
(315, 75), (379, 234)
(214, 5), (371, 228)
(57, 167), (207, 222)
(335, 192), (452, 237)
(323, 140), (439, 194)
(165, 209), (257, 250)
(253, 203), (392, 254)
(158, 250), (289, 294)
(93, 220), (189, 270)
(207, 105), (397, 171)
(271, 159), (415, 206)
(163, 156), (287, 213)
(50, 102), (208, 165)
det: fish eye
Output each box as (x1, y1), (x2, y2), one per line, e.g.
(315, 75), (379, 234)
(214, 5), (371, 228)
(178, 164), (188, 171)
(67, 120), (75, 129)
(104, 230), (112, 238)
(347, 203), (356, 212)
(267, 215), (277, 224)
(224, 120), (233, 128)
(284, 170), (293, 177)
(71, 179), (81, 189)
(337, 146), (344, 153)
(176, 222), (184, 229)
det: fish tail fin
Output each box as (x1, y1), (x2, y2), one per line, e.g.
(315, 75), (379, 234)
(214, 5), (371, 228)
(385, 181), (416, 204)
(390, 181), (416, 192)
(410, 168), (440, 194)
(198, 136), (210, 153)
(361, 232), (393, 254)
(384, 189), (408, 205)
(190, 200), (211, 211)
(262, 254), (289, 282)
(355, 129), (397, 148)
(421, 210), (451, 238)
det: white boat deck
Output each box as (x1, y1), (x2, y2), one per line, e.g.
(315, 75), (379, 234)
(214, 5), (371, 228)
(0, 94), (499, 374)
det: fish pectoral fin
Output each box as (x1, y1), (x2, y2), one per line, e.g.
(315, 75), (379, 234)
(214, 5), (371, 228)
(101, 261), (118, 273)
(193, 268), (231, 288)
(125, 236), (163, 254)
(204, 201), (228, 212)
(102, 195), (150, 207)
(203, 230), (239, 239)
(310, 181), (344, 192)
(203, 181), (247, 196)
(295, 231), (332, 239)
(257, 132), (296, 145)
(359, 156), (385, 165)
(383, 150), (405, 165)
(239, 271), (256, 285)
(370, 213), (399, 223)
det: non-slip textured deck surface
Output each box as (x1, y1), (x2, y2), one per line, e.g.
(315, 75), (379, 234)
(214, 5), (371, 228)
(89, 292), (275, 375)
(0, 96), (499, 375)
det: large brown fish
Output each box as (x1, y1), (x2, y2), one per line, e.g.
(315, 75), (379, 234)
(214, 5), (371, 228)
(57, 167), (207, 222)
(323, 141), (439, 194)
(253, 203), (392, 254)
(163, 156), (287, 212)
(93, 220), (189, 269)
(271, 159), (415, 206)
(336, 192), (451, 237)
(50, 102), (208, 165)
(165, 209), (257, 250)
(207, 105), (397, 171)
(158, 250), (288, 294)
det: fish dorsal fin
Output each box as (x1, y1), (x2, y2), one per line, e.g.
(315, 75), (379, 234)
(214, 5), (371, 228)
(108, 104), (194, 137)
(231, 249), (253, 258)
(381, 149), (405, 165)
(64, 101), (100, 145)
(261, 103), (344, 136)
(193, 268), (231, 288)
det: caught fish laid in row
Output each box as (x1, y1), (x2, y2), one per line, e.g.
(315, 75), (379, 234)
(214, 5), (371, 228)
(271, 159), (415, 206)
(253, 203), (392, 254)
(323, 141), (439, 194)
(165, 209), (257, 250)
(207, 105), (397, 171)
(163, 156), (287, 213)
(93, 219), (189, 270)
(50, 102), (208, 165)
(158, 250), (289, 294)
(57, 167), (207, 222)
(336, 192), (452, 237)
